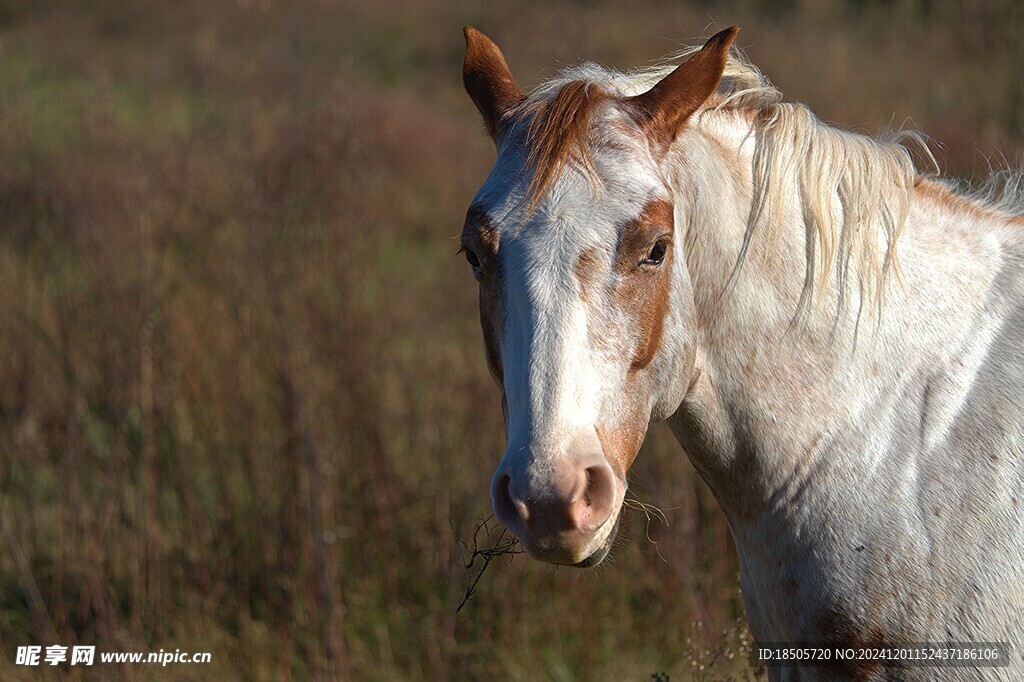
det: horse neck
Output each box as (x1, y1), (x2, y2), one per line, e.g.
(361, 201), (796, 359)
(664, 109), (1019, 526)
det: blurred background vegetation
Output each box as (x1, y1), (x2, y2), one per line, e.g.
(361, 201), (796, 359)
(0, 0), (1020, 679)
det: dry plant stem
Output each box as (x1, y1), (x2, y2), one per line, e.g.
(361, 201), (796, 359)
(452, 516), (522, 613)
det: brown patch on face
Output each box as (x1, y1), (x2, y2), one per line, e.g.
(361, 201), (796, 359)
(596, 414), (648, 477)
(573, 247), (600, 302)
(594, 198), (675, 476)
(463, 205), (504, 386)
(613, 198), (675, 371)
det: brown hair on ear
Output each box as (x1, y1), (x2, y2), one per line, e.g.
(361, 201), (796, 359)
(625, 26), (740, 152)
(462, 26), (526, 141)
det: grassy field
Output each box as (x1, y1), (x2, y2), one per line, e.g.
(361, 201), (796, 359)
(0, 1), (1020, 679)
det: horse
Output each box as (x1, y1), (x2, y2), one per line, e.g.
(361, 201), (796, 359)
(458, 25), (1024, 680)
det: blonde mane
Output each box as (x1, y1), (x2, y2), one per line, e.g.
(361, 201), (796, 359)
(514, 42), (952, 318)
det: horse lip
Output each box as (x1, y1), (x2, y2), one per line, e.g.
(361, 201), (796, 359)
(570, 514), (621, 568)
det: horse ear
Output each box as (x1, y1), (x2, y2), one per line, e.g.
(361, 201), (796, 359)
(626, 26), (739, 151)
(462, 26), (525, 141)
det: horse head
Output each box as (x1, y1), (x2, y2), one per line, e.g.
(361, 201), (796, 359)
(459, 26), (738, 566)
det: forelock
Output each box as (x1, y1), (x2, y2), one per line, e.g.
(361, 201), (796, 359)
(511, 79), (611, 212)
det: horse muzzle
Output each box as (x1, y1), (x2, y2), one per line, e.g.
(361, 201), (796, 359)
(490, 448), (623, 566)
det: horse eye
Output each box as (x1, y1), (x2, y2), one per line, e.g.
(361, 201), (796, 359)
(464, 248), (481, 269)
(642, 240), (668, 266)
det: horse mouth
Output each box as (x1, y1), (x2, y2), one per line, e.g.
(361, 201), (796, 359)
(570, 514), (621, 568)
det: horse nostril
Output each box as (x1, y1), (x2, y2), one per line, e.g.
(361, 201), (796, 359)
(573, 464), (615, 531)
(584, 465), (613, 505)
(491, 473), (529, 529)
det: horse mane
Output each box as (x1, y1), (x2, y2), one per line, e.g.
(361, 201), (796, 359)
(959, 166), (1024, 217)
(512, 41), (1002, 317)
(518, 80), (607, 212)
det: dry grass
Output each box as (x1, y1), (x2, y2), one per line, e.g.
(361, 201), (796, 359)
(0, 1), (1020, 679)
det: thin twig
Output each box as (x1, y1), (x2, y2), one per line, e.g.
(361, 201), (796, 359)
(451, 515), (522, 613)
